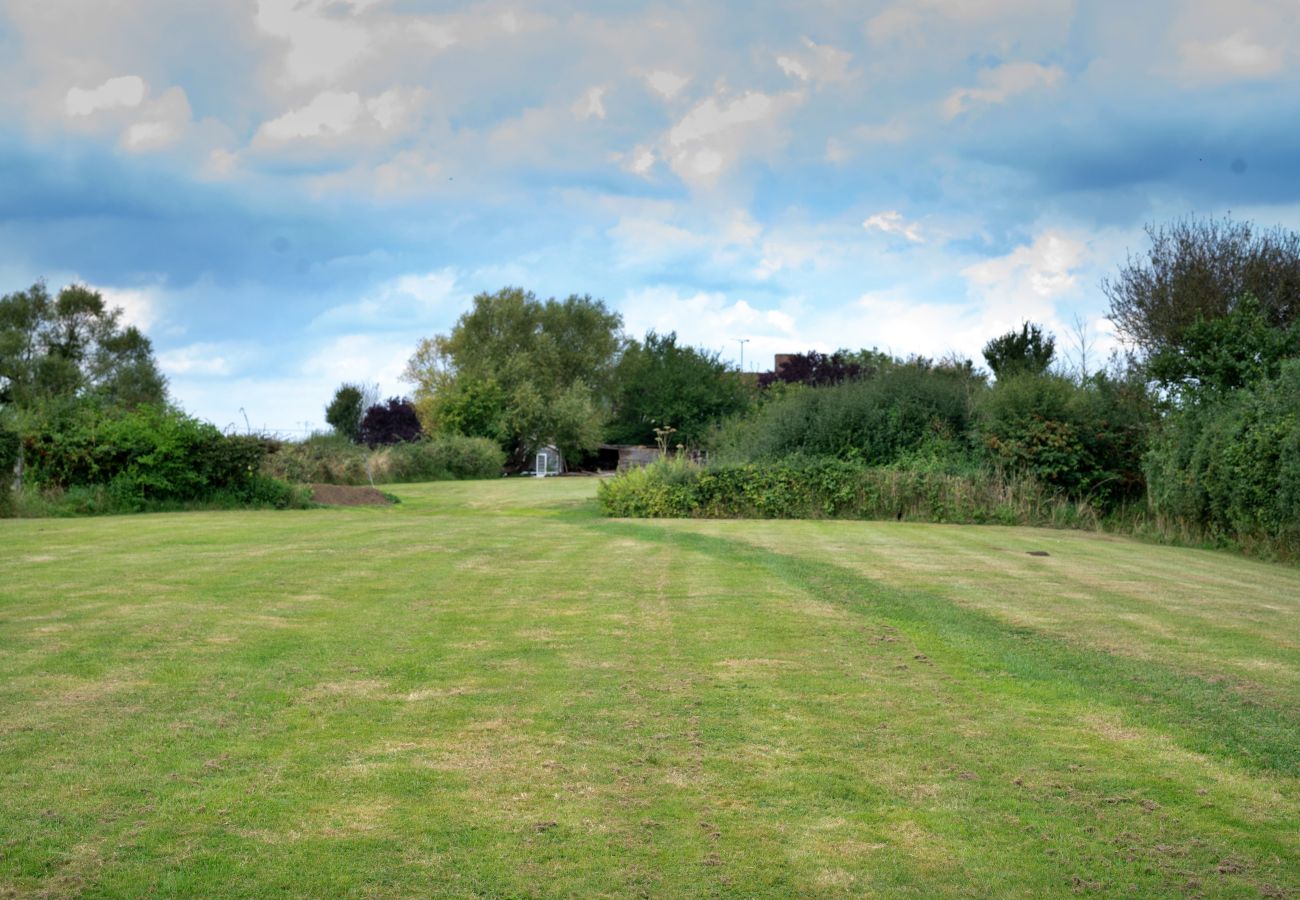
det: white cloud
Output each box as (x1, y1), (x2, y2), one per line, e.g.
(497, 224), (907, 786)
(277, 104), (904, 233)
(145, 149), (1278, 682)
(301, 332), (412, 389)
(121, 86), (193, 151)
(943, 61), (1064, 118)
(664, 89), (801, 183)
(255, 0), (373, 85)
(573, 86), (607, 121)
(367, 90), (405, 130)
(620, 287), (767, 345)
(609, 209), (761, 269)
(777, 57), (810, 81)
(851, 290), (979, 359)
(256, 91), (363, 142)
(311, 269), (461, 329)
(646, 70), (690, 99)
(1180, 32), (1283, 80)
(867, 0), (1064, 45)
(625, 146), (657, 176)
(958, 230), (1089, 352)
(159, 342), (251, 377)
(776, 38), (852, 85)
(96, 285), (161, 332)
(863, 210), (924, 243)
(64, 75), (145, 117)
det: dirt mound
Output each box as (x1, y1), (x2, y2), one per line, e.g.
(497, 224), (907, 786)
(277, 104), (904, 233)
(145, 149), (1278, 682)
(309, 484), (394, 507)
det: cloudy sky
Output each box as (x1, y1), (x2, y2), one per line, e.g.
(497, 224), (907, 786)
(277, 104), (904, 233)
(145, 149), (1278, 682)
(3, 0), (1299, 433)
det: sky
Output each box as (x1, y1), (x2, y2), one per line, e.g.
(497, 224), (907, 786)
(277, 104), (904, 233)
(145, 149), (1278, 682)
(2, 0), (1299, 434)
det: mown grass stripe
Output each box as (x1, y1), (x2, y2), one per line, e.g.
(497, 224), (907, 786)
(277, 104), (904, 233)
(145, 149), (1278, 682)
(596, 520), (1300, 777)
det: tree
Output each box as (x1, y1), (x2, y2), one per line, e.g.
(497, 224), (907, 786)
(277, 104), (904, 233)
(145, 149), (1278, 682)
(405, 287), (623, 465)
(358, 397), (422, 447)
(0, 281), (166, 414)
(757, 350), (864, 389)
(1102, 216), (1300, 356)
(607, 331), (749, 446)
(1147, 294), (1300, 402)
(982, 322), (1056, 378)
(325, 382), (377, 442)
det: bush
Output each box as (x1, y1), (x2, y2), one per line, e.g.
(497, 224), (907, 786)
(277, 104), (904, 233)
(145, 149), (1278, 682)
(597, 456), (1096, 528)
(1145, 360), (1300, 559)
(261, 433), (504, 485)
(0, 422), (18, 516)
(976, 372), (1150, 509)
(380, 436), (506, 482)
(359, 397), (422, 447)
(711, 365), (979, 466)
(10, 476), (311, 517)
(22, 404), (270, 505)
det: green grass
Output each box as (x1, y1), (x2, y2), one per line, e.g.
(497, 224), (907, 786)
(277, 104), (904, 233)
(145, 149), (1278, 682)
(2, 479), (1297, 897)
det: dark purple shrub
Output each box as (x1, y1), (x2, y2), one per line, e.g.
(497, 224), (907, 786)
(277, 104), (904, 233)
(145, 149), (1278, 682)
(359, 397), (422, 447)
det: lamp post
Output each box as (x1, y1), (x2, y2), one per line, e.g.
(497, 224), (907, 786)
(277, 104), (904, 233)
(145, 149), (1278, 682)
(736, 338), (750, 372)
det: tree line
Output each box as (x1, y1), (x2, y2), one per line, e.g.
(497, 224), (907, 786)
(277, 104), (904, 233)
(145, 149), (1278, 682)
(4, 213), (1298, 556)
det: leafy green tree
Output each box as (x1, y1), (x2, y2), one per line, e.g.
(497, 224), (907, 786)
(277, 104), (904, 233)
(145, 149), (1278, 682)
(325, 383), (365, 442)
(1103, 216), (1300, 357)
(982, 322), (1056, 378)
(607, 331), (749, 446)
(1147, 294), (1300, 402)
(405, 287), (622, 465)
(0, 282), (166, 414)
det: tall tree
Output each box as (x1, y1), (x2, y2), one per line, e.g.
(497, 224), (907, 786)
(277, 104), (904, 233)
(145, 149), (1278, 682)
(325, 382), (377, 442)
(982, 322), (1056, 378)
(608, 331), (749, 446)
(405, 287), (622, 465)
(0, 282), (166, 414)
(1102, 216), (1300, 356)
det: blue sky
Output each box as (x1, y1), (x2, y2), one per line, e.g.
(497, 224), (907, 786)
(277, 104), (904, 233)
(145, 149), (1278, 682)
(2, 0), (1299, 434)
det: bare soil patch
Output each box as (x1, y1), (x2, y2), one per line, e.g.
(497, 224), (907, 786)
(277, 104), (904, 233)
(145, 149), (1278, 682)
(309, 483), (393, 506)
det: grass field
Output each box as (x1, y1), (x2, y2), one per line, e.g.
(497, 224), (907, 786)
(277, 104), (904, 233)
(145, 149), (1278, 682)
(2, 478), (1298, 897)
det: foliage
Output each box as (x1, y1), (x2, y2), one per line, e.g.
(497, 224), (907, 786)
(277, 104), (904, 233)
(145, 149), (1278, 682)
(359, 397), (422, 447)
(10, 476), (311, 517)
(1145, 360), (1300, 560)
(15, 401), (289, 511)
(1147, 294), (1300, 401)
(0, 419), (17, 516)
(756, 350), (867, 389)
(606, 331), (750, 446)
(712, 364), (979, 467)
(1102, 215), (1300, 356)
(381, 436), (506, 482)
(982, 322), (1056, 378)
(976, 371), (1151, 508)
(597, 456), (1096, 527)
(261, 432), (504, 485)
(406, 287), (622, 465)
(0, 281), (165, 414)
(325, 383), (365, 442)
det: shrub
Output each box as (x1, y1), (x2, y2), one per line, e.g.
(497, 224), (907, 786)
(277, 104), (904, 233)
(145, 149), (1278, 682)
(1145, 360), (1300, 559)
(23, 405), (266, 499)
(0, 421), (18, 516)
(359, 397), (423, 447)
(261, 434), (504, 485)
(380, 436), (505, 482)
(597, 456), (1095, 528)
(712, 365), (979, 466)
(976, 372), (1150, 509)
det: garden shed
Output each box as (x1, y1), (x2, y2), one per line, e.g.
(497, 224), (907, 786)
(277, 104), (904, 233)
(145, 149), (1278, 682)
(534, 445), (564, 476)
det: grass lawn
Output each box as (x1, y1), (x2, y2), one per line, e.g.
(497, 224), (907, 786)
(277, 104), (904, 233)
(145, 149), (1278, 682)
(2, 478), (1297, 897)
